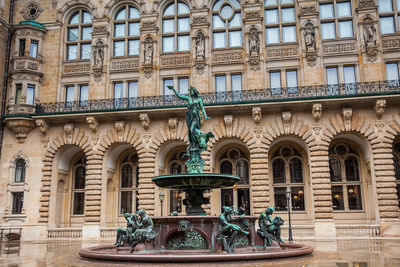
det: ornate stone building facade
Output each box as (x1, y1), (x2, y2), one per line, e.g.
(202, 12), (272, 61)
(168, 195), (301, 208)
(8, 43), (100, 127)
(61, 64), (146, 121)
(0, 0), (399, 241)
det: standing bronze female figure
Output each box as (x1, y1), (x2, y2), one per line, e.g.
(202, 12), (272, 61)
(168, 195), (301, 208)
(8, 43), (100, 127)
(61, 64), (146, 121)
(167, 85), (214, 173)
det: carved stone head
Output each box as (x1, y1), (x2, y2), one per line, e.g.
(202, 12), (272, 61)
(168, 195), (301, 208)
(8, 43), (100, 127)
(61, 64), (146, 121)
(252, 107), (261, 125)
(312, 103), (322, 122)
(375, 99), (386, 120)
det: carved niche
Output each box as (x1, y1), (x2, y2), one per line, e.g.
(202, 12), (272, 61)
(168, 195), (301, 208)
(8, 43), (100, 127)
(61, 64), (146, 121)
(362, 16), (378, 61)
(303, 22), (317, 65)
(21, 1), (43, 21)
(92, 39), (105, 81)
(194, 31), (206, 73)
(248, 26), (260, 70)
(143, 37), (154, 78)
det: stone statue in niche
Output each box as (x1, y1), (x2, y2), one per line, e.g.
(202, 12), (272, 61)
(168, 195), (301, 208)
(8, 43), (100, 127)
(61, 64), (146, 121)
(195, 31), (205, 59)
(144, 37), (153, 65)
(363, 17), (377, 57)
(304, 23), (316, 52)
(248, 27), (259, 55)
(93, 39), (104, 67)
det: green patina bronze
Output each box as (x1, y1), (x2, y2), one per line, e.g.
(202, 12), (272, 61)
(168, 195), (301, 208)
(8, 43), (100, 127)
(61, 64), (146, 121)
(257, 206), (285, 248)
(167, 85), (214, 174)
(166, 219), (208, 250)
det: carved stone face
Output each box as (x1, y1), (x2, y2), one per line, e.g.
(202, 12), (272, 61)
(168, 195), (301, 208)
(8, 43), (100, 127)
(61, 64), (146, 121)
(252, 107), (261, 124)
(312, 104), (322, 121)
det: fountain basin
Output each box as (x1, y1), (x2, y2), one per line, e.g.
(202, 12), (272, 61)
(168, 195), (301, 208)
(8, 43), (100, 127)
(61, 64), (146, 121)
(152, 173), (240, 190)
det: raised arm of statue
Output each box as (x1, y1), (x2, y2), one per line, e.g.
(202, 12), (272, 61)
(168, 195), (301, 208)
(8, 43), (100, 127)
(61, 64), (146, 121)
(167, 86), (190, 101)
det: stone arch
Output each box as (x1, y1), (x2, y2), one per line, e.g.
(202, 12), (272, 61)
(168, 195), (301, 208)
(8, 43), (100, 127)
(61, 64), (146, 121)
(10, 151), (30, 168)
(56, 0), (97, 23)
(39, 127), (91, 223)
(104, 0), (144, 16)
(159, 0), (192, 15)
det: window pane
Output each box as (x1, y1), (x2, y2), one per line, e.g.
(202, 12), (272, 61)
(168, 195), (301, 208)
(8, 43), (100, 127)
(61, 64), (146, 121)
(164, 79), (174, 96)
(19, 39), (26, 56)
(274, 187), (287, 211)
(348, 185), (362, 210)
(12, 192), (24, 214)
(232, 74), (242, 91)
(213, 32), (226, 48)
(26, 84), (35, 105)
(81, 44), (91, 59)
(270, 72), (281, 89)
(216, 75), (226, 92)
(120, 191), (133, 214)
(266, 27), (279, 44)
(237, 188), (250, 215)
(221, 5), (233, 19)
(236, 160), (249, 184)
(163, 36), (174, 52)
(82, 11), (92, 23)
(69, 12), (79, 24)
(344, 66), (356, 83)
(163, 3), (174, 16)
(286, 70), (297, 88)
(345, 156), (359, 181)
(265, 0), (278, 6)
(179, 78), (189, 94)
(129, 81), (138, 98)
(282, 8), (295, 23)
(128, 40), (140, 55)
(178, 2), (189, 14)
(265, 9), (278, 24)
(327, 68), (338, 84)
(15, 84), (22, 104)
(81, 26), (92, 40)
(321, 22), (336, 39)
(129, 7), (140, 19)
(378, 0), (393, 12)
(281, 0), (294, 4)
(170, 162), (182, 174)
(80, 85), (89, 105)
(170, 190), (183, 213)
(229, 13), (242, 27)
(393, 156), (400, 180)
(397, 0), (400, 11)
(115, 8), (126, 20)
(15, 159), (25, 182)
(114, 41), (125, 56)
(74, 166), (86, 189)
(68, 28), (78, 41)
(30, 41), (38, 58)
(66, 86), (75, 103)
(332, 186), (344, 210)
(337, 2), (352, 17)
(329, 156), (342, 182)
(121, 164), (133, 188)
(114, 24), (125, 37)
(289, 158), (303, 183)
(129, 22), (140, 36)
(230, 0), (241, 9)
(178, 35), (190, 51)
(213, 0), (224, 10)
(229, 31), (242, 47)
(282, 26), (296, 42)
(163, 19), (174, 33)
(380, 17), (395, 34)
(221, 189), (233, 210)
(387, 63), (399, 80)
(213, 15), (225, 29)
(114, 83), (123, 99)
(291, 186), (305, 211)
(178, 18), (190, 32)
(338, 20), (353, 38)
(272, 158), (285, 183)
(320, 4), (334, 19)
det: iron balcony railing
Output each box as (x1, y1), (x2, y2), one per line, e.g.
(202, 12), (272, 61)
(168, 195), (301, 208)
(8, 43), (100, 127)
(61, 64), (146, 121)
(35, 81), (400, 114)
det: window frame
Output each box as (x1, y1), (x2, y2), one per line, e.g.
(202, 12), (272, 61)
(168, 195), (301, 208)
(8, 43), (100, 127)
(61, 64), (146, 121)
(72, 156), (86, 216)
(378, 0), (400, 34)
(65, 9), (92, 61)
(265, 0), (296, 44)
(392, 140), (400, 209)
(12, 192), (24, 214)
(119, 152), (139, 215)
(320, 0), (354, 40)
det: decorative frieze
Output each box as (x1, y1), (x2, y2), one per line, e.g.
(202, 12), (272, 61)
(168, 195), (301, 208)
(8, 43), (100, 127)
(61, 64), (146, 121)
(92, 25), (108, 36)
(266, 47), (297, 59)
(244, 10), (261, 21)
(63, 63), (90, 74)
(382, 38), (400, 50)
(358, 0), (377, 9)
(110, 60), (139, 72)
(323, 41), (356, 55)
(212, 51), (243, 64)
(161, 55), (190, 67)
(298, 5), (317, 16)
(192, 16), (208, 26)
(141, 21), (157, 31)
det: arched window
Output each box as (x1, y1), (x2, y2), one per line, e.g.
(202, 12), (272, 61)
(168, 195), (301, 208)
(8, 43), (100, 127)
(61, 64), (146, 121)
(168, 150), (187, 213)
(219, 148), (250, 214)
(120, 152), (139, 214)
(72, 155), (86, 215)
(329, 143), (362, 211)
(162, 1), (190, 53)
(265, 0), (296, 44)
(212, 0), (242, 49)
(66, 10), (92, 60)
(113, 5), (140, 57)
(14, 159), (26, 183)
(271, 146), (305, 211)
(393, 140), (400, 208)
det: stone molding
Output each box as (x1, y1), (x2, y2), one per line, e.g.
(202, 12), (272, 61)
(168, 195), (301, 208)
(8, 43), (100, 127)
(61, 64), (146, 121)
(63, 63), (91, 75)
(266, 46), (298, 59)
(323, 41), (357, 55)
(160, 54), (190, 68)
(110, 59), (139, 72)
(212, 50), (243, 64)
(5, 118), (36, 144)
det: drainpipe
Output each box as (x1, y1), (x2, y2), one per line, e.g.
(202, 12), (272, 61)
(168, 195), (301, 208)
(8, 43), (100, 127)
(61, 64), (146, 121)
(0, 0), (15, 162)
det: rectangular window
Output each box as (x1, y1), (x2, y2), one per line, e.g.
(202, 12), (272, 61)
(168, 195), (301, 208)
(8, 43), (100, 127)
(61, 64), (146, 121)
(229, 31), (242, 47)
(270, 71), (281, 94)
(65, 85), (75, 108)
(231, 74), (242, 101)
(128, 40), (139, 55)
(29, 40), (38, 58)
(162, 36), (174, 53)
(331, 185), (344, 210)
(170, 190), (183, 214)
(114, 82), (123, 108)
(237, 188), (250, 215)
(120, 191), (133, 214)
(347, 185), (362, 210)
(320, 1), (353, 40)
(327, 67), (339, 95)
(79, 85), (89, 107)
(273, 187), (287, 211)
(344, 66), (356, 94)
(386, 63), (399, 80)
(26, 84), (35, 105)
(291, 186), (305, 211)
(178, 78), (189, 95)
(286, 70), (298, 93)
(378, 0), (400, 34)
(265, 0), (296, 44)
(73, 192), (85, 215)
(12, 192), (24, 214)
(80, 44), (91, 60)
(128, 81), (138, 107)
(216, 75), (226, 102)
(15, 84), (22, 104)
(178, 35), (190, 51)
(19, 39), (26, 57)
(67, 44), (77, 60)
(164, 79), (174, 101)
(221, 189), (233, 211)
(213, 32), (226, 48)
(114, 41), (125, 57)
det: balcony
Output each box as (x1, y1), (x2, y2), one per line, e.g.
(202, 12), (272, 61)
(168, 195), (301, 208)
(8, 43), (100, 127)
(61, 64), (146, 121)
(34, 81), (400, 115)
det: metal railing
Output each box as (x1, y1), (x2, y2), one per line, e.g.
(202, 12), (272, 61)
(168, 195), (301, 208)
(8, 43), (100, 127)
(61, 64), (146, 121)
(34, 81), (400, 115)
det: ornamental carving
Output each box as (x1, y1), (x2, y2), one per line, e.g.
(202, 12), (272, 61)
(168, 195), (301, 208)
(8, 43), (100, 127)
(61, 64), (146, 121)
(141, 21), (157, 30)
(92, 25), (108, 36)
(192, 16), (208, 25)
(92, 39), (104, 80)
(86, 116), (98, 145)
(110, 60), (139, 72)
(312, 103), (322, 123)
(195, 31), (205, 60)
(168, 117), (178, 136)
(5, 118), (36, 144)
(282, 111), (292, 134)
(143, 37), (154, 78)
(363, 17), (378, 60)
(224, 115), (233, 137)
(64, 123), (74, 143)
(375, 99), (386, 120)
(244, 11), (261, 21)
(358, 0), (377, 9)
(299, 5), (317, 16)
(266, 47), (297, 59)
(161, 55), (190, 67)
(63, 63), (90, 74)
(303, 22), (317, 64)
(252, 107), (261, 125)
(212, 51), (243, 64)
(382, 39), (400, 50)
(21, 1), (43, 21)
(35, 119), (49, 147)
(323, 42), (356, 54)
(115, 121), (125, 142)
(249, 26), (260, 56)
(140, 113), (151, 132)
(342, 108), (353, 131)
